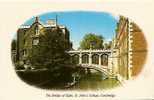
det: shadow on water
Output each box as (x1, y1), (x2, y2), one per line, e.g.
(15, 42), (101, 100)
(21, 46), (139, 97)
(16, 66), (120, 90)
(69, 70), (121, 90)
(16, 66), (75, 89)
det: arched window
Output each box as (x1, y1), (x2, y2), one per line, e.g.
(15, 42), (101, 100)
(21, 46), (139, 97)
(101, 54), (108, 66)
(92, 54), (99, 64)
(82, 54), (89, 64)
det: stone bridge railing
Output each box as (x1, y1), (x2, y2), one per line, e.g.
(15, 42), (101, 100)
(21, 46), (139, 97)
(67, 49), (113, 66)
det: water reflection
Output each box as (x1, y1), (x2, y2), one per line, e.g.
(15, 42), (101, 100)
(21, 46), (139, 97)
(69, 69), (121, 90)
(16, 67), (120, 90)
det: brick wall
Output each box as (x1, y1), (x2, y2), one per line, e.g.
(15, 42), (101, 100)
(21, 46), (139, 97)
(114, 16), (147, 80)
(131, 23), (147, 77)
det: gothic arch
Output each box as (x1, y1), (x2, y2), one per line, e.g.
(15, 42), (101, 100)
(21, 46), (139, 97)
(71, 54), (79, 64)
(101, 54), (108, 66)
(92, 54), (99, 64)
(82, 54), (89, 64)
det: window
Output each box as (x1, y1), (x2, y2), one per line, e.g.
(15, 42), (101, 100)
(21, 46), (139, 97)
(24, 39), (25, 45)
(36, 29), (39, 35)
(33, 39), (39, 45)
(62, 29), (65, 34)
(23, 49), (27, 56)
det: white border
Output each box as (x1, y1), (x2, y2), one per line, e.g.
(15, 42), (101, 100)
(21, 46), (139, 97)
(0, 1), (154, 100)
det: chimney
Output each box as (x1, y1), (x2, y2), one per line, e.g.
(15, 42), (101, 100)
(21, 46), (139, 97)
(35, 16), (39, 23)
(46, 19), (56, 26)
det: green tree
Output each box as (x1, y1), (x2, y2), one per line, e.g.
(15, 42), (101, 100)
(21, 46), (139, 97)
(103, 41), (112, 49)
(80, 33), (104, 49)
(29, 27), (70, 69)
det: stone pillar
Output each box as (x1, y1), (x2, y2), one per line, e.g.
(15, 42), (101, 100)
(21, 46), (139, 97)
(99, 54), (101, 66)
(79, 53), (82, 64)
(89, 53), (92, 65)
(127, 19), (133, 80)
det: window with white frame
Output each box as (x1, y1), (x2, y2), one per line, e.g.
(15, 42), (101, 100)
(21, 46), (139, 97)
(36, 29), (39, 35)
(62, 29), (65, 34)
(23, 49), (27, 56)
(33, 38), (39, 45)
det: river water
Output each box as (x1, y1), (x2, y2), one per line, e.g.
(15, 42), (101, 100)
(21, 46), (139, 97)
(17, 68), (121, 90)
(69, 70), (121, 90)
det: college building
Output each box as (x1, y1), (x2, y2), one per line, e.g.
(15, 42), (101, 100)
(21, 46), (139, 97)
(112, 16), (147, 80)
(16, 17), (72, 66)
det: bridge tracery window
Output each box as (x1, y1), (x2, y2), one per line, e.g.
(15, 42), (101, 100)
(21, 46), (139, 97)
(92, 54), (99, 64)
(71, 54), (79, 64)
(82, 54), (89, 64)
(101, 54), (108, 66)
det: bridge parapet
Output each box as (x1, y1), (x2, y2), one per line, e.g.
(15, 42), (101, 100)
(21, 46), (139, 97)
(67, 49), (115, 65)
(67, 49), (114, 54)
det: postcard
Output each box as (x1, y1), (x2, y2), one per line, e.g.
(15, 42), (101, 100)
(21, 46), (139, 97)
(0, 1), (154, 100)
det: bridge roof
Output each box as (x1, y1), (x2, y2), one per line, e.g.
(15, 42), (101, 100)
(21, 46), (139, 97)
(68, 49), (113, 54)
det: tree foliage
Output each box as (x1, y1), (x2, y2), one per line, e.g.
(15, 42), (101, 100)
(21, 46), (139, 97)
(104, 41), (112, 49)
(29, 27), (70, 69)
(79, 33), (104, 49)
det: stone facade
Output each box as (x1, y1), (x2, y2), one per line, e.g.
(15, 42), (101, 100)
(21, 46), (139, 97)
(113, 16), (147, 80)
(16, 17), (72, 65)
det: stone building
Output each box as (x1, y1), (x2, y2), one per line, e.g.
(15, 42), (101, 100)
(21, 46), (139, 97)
(16, 17), (72, 66)
(112, 16), (147, 80)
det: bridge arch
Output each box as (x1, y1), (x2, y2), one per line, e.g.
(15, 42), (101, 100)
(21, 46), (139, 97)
(77, 64), (112, 77)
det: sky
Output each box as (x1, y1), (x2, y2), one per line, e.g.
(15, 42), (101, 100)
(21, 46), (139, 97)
(24, 11), (118, 49)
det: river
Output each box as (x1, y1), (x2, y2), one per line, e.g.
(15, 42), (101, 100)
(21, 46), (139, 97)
(17, 68), (121, 90)
(68, 69), (121, 90)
